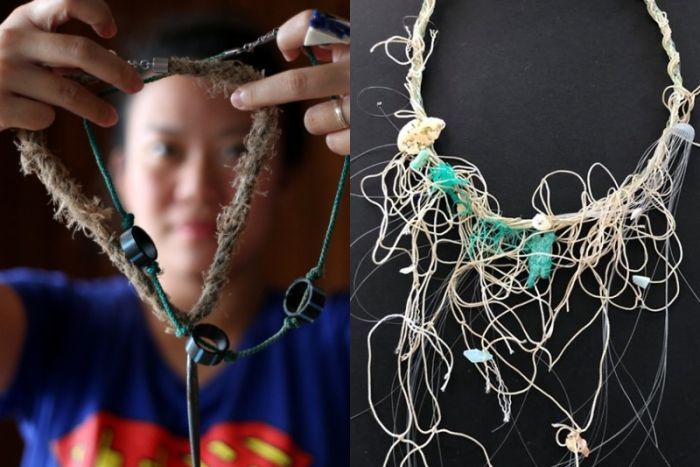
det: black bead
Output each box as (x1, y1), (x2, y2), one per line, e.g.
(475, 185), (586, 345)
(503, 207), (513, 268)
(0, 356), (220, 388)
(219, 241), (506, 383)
(120, 226), (158, 268)
(283, 278), (325, 324)
(186, 323), (230, 366)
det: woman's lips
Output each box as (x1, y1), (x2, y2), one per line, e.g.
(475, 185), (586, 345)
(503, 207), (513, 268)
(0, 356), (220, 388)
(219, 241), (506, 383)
(176, 221), (217, 240)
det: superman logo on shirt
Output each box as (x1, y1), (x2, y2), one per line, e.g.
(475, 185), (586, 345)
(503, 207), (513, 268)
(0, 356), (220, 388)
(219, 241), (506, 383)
(52, 411), (313, 466)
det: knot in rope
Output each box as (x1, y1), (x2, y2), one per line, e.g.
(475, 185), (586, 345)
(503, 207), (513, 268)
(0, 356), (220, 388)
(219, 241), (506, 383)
(224, 350), (238, 362)
(284, 316), (302, 329)
(305, 267), (322, 281)
(146, 261), (162, 276)
(121, 213), (135, 230)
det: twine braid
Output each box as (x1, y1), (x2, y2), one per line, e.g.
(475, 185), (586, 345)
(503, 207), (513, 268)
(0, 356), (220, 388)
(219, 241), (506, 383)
(377, 0), (700, 231)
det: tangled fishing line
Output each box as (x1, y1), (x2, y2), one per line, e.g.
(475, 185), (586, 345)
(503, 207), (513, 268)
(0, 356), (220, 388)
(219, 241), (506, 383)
(359, 0), (699, 465)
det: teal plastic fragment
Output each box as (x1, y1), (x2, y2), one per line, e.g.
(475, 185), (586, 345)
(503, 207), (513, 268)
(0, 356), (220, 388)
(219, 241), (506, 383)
(525, 231), (557, 288)
(467, 219), (525, 259)
(464, 349), (493, 363)
(429, 162), (465, 190)
(410, 148), (431, 171)
(428, 162), (471, 214)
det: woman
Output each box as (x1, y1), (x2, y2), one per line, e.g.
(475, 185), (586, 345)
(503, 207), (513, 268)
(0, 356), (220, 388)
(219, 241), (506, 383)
(0, 1), (349, 465)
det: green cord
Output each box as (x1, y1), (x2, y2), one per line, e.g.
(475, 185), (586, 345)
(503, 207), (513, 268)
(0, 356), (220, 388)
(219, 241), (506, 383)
(146, 263), (189, 336)
(224, 316), (301, 362)
(306, 154), (349, 281)
(83, 119), (133, 229)
(302, 46), (319, 66)
(97, 74), (173, 98)
(302, 46), (349, 282)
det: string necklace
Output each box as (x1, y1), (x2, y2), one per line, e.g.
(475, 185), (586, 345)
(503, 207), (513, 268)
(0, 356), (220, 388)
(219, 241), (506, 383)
(362, 0), (697, 465)
(15, 13), (350, 466)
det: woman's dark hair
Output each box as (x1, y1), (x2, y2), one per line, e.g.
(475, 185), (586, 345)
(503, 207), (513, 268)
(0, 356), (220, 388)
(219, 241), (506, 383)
(113, 12), (304, 168)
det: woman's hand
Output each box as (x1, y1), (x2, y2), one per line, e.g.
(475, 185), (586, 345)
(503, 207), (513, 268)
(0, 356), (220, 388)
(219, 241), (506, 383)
(230, 10), (350, 155)
(0, 0), (143, 132)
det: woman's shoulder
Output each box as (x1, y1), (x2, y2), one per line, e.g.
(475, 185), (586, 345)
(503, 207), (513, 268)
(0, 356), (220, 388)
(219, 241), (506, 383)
(0, 267), (137, 321)
(0, 266), (125, 284)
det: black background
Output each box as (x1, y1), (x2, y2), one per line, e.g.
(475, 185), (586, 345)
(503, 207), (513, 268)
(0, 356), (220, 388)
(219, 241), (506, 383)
(350, 1), (700, 466)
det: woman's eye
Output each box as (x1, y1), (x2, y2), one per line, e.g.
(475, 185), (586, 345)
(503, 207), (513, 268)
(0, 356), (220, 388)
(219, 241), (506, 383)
(223, 144), (245, 159)
(152, 141), (177, 158)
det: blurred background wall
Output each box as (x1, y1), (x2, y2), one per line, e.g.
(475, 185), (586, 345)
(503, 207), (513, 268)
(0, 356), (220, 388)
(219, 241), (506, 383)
(0, 0), (349, 463)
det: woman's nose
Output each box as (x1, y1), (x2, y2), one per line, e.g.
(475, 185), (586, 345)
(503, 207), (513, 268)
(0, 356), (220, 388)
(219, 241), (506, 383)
(174, 150), (221, 204)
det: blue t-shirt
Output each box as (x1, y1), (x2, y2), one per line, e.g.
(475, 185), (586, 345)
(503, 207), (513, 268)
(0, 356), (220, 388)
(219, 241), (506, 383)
(0, 269), (349, 466)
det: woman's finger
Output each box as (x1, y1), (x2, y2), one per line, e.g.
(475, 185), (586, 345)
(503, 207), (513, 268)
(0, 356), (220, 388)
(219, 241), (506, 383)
(277, 10), (349, 62)
(307, 46), (333, 62)
(0, 94), (55, 131)
(2, 62), (117, 127)
(304, 96), (350, 135)
(276, 9), (314, 62)
(332, 44), (349, 63)
(325, 128), (349, 155)
(21, 0), (116, 38)
(231, 61), (348, 110)
(302, 44), (348, 63)
(1, 29), (142, 93)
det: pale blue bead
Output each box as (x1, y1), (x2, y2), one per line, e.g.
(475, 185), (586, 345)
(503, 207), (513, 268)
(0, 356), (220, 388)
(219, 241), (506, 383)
(632, 274), (651, 289)
(463, 349), (493, 363)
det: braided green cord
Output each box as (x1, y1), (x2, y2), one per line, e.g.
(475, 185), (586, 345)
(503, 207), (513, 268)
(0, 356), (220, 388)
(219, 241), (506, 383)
(301, 46), (349, 281)
(98, 74), (173, 98)
(306, 154), (349, 281)
(82, 119), (133, 229)
(84, 119), (186, 332)
(302, 46), (319, 66)
(146, 263), (189, 336)
(224, 316), (301, 362)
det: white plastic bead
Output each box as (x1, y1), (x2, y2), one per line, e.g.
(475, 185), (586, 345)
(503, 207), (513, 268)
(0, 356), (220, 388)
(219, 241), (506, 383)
(531, 213), (553, 231)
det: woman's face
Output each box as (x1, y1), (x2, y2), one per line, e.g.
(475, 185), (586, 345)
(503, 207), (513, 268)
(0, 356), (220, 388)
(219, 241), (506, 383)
(117, 75), (280, 279)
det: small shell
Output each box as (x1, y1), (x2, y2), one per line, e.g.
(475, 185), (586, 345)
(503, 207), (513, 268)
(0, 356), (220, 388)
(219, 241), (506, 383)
(531, 213), (553, 231)
(397, 117), (446, 154)
(565, 432), (590, 458)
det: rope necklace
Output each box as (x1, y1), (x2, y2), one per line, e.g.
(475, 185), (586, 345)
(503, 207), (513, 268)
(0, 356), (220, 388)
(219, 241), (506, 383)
(15, 13), (350, 466)
(362, 1), (696, 465)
